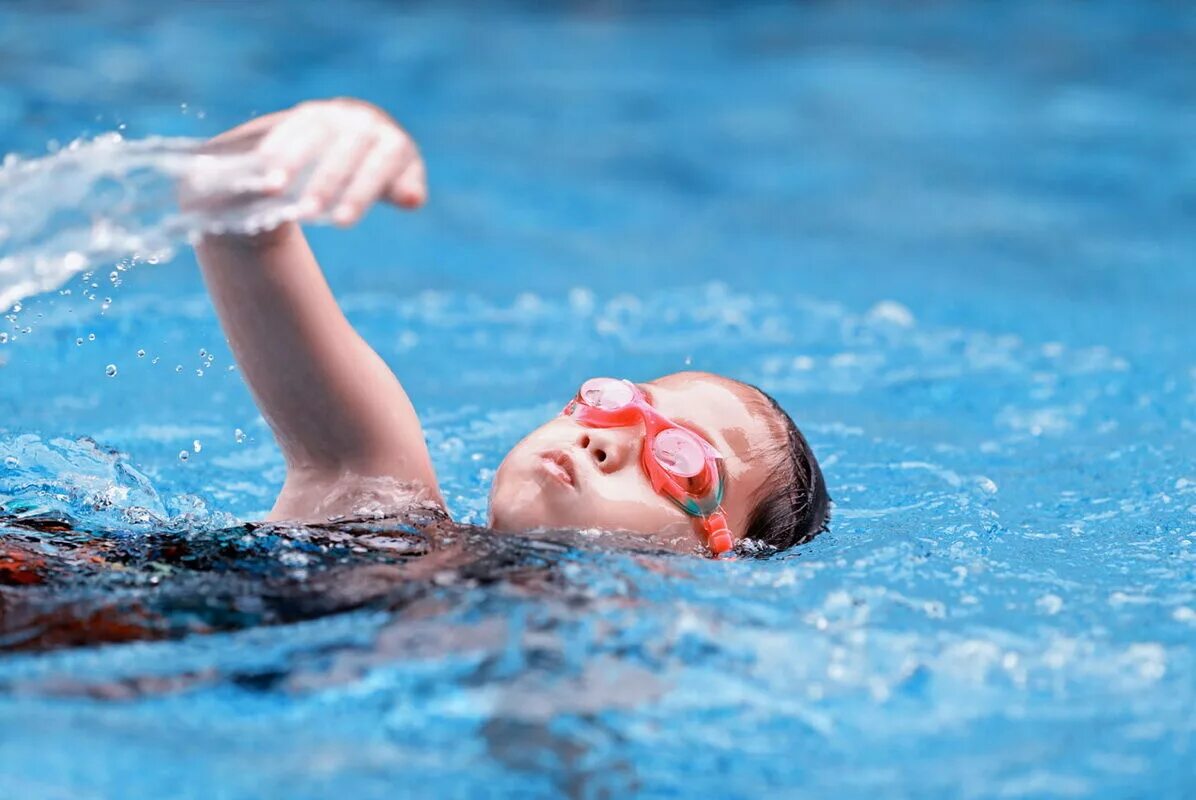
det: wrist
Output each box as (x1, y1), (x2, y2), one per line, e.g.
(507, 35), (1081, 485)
(199, 221), (299, 252)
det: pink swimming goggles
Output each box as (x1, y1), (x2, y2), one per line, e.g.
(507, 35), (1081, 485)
(562, 378), (734, 555)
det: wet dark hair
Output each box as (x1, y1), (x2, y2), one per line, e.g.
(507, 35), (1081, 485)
(738, 384), (829, 553)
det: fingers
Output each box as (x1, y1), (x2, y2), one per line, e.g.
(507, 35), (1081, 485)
(300, 115), (379, 215)
(388, 157), (427, 209)
(330, 131), (414, 226)
(256, 110), (332, 191)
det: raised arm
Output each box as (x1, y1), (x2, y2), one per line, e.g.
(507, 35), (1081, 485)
(193, 99), (443, 521)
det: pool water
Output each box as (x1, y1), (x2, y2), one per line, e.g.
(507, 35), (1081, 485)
(1, 1), (1194, 797)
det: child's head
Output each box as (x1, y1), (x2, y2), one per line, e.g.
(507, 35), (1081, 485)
(489, 371), (827, 554)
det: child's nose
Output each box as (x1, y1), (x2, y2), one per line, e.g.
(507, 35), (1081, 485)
(577, 429), (633, 474)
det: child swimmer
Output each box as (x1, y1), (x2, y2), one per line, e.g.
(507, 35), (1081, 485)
(194, 98), (828, 556)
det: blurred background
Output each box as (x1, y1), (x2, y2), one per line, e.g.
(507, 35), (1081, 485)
(2, 1), (1192, 341)
(0, 2), (1194, 798)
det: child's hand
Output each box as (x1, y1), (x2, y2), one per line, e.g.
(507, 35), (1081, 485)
(193, 98), (427, 228)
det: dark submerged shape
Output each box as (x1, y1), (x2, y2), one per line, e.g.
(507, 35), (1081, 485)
(0, 511), (581, 654)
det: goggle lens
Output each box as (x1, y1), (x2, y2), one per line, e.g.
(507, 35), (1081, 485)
(650, 427), (707, 478)
(579, 378), (635, 411)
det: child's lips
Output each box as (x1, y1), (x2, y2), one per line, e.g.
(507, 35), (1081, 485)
(539, 450), (578, 489)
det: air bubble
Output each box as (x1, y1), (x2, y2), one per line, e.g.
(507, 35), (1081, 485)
(76, 337), (83, 346)
(3, 456), (18, 468)
(193, 439), (202, 453)
(88, 333), (95, 341)
(195, 368), (204, 377)
(136, 349), (145, 358)
(105, 364), (118, 377)
(234, 428), (246, 444)
(178, 450), (189, 462)
(0, 333), (7, 344)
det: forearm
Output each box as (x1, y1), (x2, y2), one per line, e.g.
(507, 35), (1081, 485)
(197, 224), (439, 492)
(188, 98), (437, 521)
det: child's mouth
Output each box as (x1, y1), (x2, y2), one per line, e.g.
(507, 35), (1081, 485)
(538, 451), (577, 489)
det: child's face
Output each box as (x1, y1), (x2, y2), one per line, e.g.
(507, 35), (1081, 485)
(488, 372), (779, 552)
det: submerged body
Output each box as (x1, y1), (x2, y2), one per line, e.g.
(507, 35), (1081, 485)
(0, 510), (585, 653)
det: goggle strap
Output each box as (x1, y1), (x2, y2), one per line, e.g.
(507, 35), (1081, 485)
(706, 510), (733, 555)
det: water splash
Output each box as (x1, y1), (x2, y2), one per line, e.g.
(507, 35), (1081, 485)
(0, 433), (236, 531)
(0, 133), (310, 310)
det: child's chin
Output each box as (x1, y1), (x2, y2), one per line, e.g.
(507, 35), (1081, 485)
(489, 459), (561, 532)
(490, 495), (578, 535)
(488, 488), (544, 533)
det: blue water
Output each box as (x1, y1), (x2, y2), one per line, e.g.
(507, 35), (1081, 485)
(2, 1), (1195, 797)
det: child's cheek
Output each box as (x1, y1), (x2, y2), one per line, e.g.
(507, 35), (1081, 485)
(579, 469), (681, 533)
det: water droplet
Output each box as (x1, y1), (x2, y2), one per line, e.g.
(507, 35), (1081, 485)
(178, 450), (189, 462)
(105, 364), (118, 377)
(193, 439), (202, 453)
(136, 349), (145, 358)
(234, 428), (246, 444)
